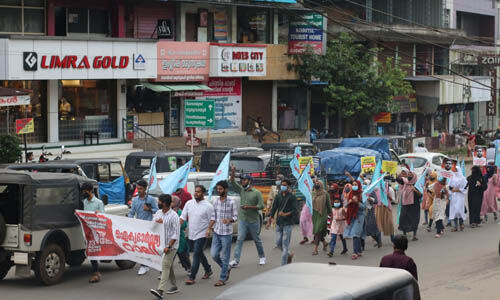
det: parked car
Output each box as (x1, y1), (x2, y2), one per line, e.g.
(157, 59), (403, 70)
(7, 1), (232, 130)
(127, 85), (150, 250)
(215, 263), (421, 300)
(399, 152), (453, 177)
(125, 151), (193, 183)
(200, 147), (263, 172)
(0, 170), (132, 285)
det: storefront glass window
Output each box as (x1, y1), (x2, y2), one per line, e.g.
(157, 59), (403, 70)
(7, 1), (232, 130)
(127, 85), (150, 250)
(0, 80), (47, 143)
(58, 80), (116, 141)
(0, 0), (45, 34)
(278, 87), (307, 130)
(237, 7), (269, 44)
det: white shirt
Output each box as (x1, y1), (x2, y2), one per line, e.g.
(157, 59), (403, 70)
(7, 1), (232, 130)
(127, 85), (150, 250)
(180, 199), (214, 240)
(154, 209), (180, 250)
(414, 146), (428, 153)
(487, 147), (495, 162)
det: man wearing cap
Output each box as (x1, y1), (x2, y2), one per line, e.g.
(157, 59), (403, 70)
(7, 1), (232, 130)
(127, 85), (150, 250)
(128, 179), (159, 275)
(229, 166), (266, 268)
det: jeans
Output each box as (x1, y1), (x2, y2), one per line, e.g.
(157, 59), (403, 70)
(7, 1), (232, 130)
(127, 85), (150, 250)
(276, 224), (292, 265)
(233, 220), (265, 262)
(453, 218), (464, 228)
(329, 233), (347, 253)
(90, 260), (99, 273)
(275, 227), (283, 248)
(424, 210), (429, 223)
(190, 238), (211, 280)
(353, 237), (362, 254)
(158, 249), (177, 291)
(436, 220), (444, 234)
(177, 248), (191, 271)
(210, 233), (232, 281)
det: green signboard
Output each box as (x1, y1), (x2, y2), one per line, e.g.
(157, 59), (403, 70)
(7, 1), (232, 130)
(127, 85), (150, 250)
(184, 99), (215, 128)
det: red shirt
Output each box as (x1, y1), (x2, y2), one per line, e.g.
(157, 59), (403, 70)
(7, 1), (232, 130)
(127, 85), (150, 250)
(175, 190), (193, 210)
(379, 250), (418, 280)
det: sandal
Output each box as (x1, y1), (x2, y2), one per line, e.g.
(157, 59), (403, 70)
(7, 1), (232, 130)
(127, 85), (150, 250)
(312, 250), (318, 256)
(435, 234), (441, 238)
(351, 254), (359, 260)
(451, 228), (458, 232)
(202, 271), (213, 279)
(327, 252), (333, 257)
(460, 225), (464, 231)
(185, 279), (196, 285)
(88, 272), (101, 283)
(412, 237), (418, 241)
(214, 280), (226, 287)
(299, 238), (309, 245)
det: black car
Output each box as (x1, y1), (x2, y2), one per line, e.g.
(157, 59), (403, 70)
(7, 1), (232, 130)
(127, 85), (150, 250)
(261, 142), (315, 156)
(200, 147), (263, 172)
(125, 151), (193, 183)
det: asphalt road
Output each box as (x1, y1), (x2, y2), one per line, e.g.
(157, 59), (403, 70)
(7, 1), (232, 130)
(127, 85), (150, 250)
(2, 205), (499, 300)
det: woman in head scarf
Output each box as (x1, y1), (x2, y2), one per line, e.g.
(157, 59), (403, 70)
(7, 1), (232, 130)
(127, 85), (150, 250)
(467, 166), (487, 228)
(364, 178), (382, 248)
(424, 171), (438, 232)
(396, 169), (421, 241)
(481, 165), (499, 222)
(430, 176), (449, 238)
(450, 166), (469, 230)
(311, 179), (332, 255)
(342, 180), (366, 260)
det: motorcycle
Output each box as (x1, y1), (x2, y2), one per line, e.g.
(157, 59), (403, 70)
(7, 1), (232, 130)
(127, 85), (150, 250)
(39, 145), (71, 162)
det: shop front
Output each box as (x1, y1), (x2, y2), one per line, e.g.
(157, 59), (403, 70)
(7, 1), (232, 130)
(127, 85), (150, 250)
(0, 37), (157, 143)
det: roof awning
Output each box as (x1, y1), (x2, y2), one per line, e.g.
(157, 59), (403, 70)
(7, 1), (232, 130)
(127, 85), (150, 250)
(143, 83), (212, 93)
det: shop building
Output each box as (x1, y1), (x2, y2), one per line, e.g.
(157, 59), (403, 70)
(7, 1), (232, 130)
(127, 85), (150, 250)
(0, 36), (157, 143)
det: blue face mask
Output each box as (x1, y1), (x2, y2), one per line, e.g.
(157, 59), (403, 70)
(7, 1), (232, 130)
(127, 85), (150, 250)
(437, 176), (443, 182)
(352, 185), (359, 191)
(280, 185), (288, 192)
(333, 202), (341, 208)
(275, 180), (281, 186)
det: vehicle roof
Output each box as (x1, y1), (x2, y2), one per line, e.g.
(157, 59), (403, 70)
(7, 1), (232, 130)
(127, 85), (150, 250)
(231, 151), (272, 159)
(215, 263), (416, 300)
(262, 142), (313, 149)
(203, 147), (263, 152)
(62, 158), (122, 163)
(399, 152), (449, 160)
(126, 151), (193, 158)
(362, 135), (407, 139)
(0, 169), (94, 185)
(1, 162), (80, 169)
(313, 138), (343, 143)
(154, 172), (216, 179)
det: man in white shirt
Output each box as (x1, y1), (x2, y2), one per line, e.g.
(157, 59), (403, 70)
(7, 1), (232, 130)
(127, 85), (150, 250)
(207, 180), (238, 287)
(150, 194), (180, 300)
(181, 185), (214, 285)
(414, 142), (428, 153)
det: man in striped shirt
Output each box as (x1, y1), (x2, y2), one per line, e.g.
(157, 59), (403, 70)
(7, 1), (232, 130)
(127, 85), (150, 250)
(150, 194), (180, 300)
(207, 180), (238, 287)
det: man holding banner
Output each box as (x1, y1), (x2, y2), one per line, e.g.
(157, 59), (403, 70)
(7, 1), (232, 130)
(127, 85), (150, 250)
(128, 179), (159, 275)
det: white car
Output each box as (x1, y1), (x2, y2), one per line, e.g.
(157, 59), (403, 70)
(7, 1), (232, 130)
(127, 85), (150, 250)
(399, 152), (453, 177)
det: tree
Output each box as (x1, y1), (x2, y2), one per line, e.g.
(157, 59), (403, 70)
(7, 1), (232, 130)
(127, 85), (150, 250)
(290, 33), (413, 120)
(0, 135), (22, 163)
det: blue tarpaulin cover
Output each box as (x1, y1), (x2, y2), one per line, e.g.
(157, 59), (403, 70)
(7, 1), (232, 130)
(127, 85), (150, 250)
(339, 138), (391, 161)
(98, 176), (125, 204)
(317, 147), (383, 180)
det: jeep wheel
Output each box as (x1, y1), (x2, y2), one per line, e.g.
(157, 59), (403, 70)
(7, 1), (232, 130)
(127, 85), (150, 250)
(34, 244), (66, 285)
(0, 255), (12, 280)
(0, 214), (6, 244)
(115, 260), (136, 270)
(67, 250), (86, 267)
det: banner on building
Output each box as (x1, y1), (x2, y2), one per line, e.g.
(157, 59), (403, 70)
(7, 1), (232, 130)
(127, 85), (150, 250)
(196, 78), (242, 133)
(75, 210), (165, 271)
(361, 156), (376, 174)
(157, 42), (210, 82)
(0, 95), (30, 107)
(288, 13), (324, 55)
(209, 45), (266, 77)
(373, 112), (392, 123)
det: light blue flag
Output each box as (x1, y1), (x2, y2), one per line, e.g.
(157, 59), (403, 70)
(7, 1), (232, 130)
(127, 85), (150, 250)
(379, 179), (389, 207)
(410, 160), (414, 172)
(290, 146), (302, 179)
(461, 158), (466, 177)
(362, 175), (385, 203)
(372, 159), (382, 182)
(495, 143), (500, 169)
(208, 152), (231, 200)
(158, 159), (193, 195)
(298, 163), (314, 214)
(146, 156), (158, 193)
(414, 168), (427, 196)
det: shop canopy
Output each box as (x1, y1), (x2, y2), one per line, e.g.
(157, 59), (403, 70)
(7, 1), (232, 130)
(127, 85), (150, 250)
(142, 83), (212, 93)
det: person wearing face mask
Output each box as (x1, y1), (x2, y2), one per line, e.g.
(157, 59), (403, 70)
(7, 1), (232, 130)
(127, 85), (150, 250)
(396, 169), (421, 241)
(81, 182), (105, 283)
(424, 171), (437, 232)
(266, 179), (297, 265)
(311, 179), (332, 256)
(327, 198), (348, 257)
(343, 182), (365, 260)
(229, 165), (266, 268)
(481, 165), (499, 223)
(430, 177), (449, 238)
(267, 174), (285, 247)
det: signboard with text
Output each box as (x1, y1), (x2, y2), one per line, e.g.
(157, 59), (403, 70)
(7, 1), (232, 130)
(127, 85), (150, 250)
(288, 13), (324, 55)
(157, 42), (210, 82)
(209, 45), (266, 77)
(0, 95), (30, 107)
(16, 118), (34, 134)
(184, 99), (215, 128)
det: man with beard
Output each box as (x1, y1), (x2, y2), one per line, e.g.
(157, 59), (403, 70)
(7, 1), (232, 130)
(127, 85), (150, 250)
(207, 181), (238, 287)
(181, 185), (214, 285)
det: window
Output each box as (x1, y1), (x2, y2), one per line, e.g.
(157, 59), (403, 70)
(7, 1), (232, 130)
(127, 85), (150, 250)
(36, 187), (74, 206)
(432, 156), (444, 166)
(110, 163), (123, 179)
(98, 163), (110, 182)
(231, 159), (265, 173)
(62, 7), (109, 35)
(237, 7), (270, 44)
(0, 0), (45, 34)
(139, 158), (152, 168)
(81, 164), (96, 180)
(401, 157), (427, 168)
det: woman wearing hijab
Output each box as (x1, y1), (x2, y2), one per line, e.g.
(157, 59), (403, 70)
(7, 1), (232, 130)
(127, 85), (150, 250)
(425, 172), (438, 232)
(467, 166), (487, 228)
(396, 170), (421, 241)
(299, 199), (313, 245)
(450, 166), (469, 231)
(311, 179), (332, 255)
(343, 180), (366, 260)
(481, 166), (498, 222)
(430, 176), (449, 238)
(365, 180), (382, 248)
(422, 171), (434, 226)
(375, 182), (395, 242)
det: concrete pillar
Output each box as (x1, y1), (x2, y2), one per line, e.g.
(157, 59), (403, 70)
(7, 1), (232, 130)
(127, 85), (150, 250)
(117, 79), (127, 140)
(449, 112), (454, 134)
(231, 6), (237, 43)
(47, 80), (59, 143)
(272, 81), (278, 132)
(412, 114), (417, 136)
(324, 102), (329, 131)
(412, 44), (417, 77)
(179, 4), (186, 42)
(273, 10), (279, 44)
(430, 114), (435, 136)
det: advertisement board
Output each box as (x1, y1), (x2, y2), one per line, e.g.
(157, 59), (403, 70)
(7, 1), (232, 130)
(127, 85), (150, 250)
(288, 13), (324, 55)
(157, 41), (210, 82)
(209, 45), (267, 77)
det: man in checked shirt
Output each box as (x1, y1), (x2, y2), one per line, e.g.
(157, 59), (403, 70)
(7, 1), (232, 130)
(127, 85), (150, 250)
(207, 180), (238, 287)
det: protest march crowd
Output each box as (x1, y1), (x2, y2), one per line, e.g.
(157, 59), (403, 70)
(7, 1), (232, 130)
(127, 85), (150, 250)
(79, 150), (499, 300)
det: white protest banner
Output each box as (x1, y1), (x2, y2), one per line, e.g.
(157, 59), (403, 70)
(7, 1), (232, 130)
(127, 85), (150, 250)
(75, 210), (165, 271)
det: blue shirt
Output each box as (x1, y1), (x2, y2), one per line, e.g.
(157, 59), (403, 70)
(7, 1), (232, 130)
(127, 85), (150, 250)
(128, 194), (158, 220)
(83, 195), (105, 212)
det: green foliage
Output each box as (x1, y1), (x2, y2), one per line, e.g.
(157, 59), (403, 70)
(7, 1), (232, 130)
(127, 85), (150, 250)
(290, 33), (414, 117)
(0, 135), (22, 163)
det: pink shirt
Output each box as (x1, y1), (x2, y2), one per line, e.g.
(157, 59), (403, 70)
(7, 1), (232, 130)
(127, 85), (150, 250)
(330, 208), (346, 234)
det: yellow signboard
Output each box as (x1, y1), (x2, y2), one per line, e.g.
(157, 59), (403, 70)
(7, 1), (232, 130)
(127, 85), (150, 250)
(361, 156), (376, 174)
(382, 160), (398, 176)
(16, 118), (34, 135)
(298, 156), (314, 175)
